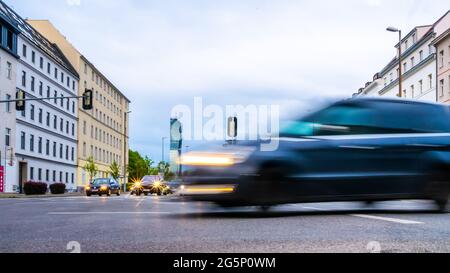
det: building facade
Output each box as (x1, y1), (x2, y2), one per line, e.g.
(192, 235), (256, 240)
(433, 29), (450, 104)
(355, 11), (450, 104)
(0, 11), (19, 192)
(27, 20), (130, 188)
(0, 1), (80, 192)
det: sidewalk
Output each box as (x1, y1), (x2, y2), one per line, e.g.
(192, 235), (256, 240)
(0, 192), (83, 199)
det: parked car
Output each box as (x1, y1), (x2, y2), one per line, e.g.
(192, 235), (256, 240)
(86, 178), (121, 197)
(180, 98), (450, 212)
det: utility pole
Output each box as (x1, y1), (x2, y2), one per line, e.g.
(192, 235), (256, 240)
(387, 27), (403, 98)
(123, 111), (131, 192)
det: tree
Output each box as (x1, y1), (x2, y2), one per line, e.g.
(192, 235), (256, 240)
(83, 156), (98, 184)
(128, 150), (150, 180)
(109, 161), (120, 180)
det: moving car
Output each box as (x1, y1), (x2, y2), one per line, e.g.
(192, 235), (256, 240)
(180, 98), (450, 212)
(86, 178), (121, 197)
(132, 175), (172, 196)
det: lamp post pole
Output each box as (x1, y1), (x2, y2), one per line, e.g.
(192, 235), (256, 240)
(387, 26), (403, 98)
(123, 111), (131, 192)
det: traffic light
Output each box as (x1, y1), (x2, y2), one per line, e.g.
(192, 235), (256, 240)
(16, 89), (26, 111)
(227, 117), (238, 138)
(82, 89), (93, 110)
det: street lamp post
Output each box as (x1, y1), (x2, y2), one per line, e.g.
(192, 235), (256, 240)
(123, 111), (131, 192)
(387, 26), (403, 98)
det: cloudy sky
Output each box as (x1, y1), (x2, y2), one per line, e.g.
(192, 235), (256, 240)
(6, 0), (450, 160)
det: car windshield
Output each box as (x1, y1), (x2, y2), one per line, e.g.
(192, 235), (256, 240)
(92, 179), (110, 185)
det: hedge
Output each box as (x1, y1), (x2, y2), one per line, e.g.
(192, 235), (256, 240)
(23, 182), (48, 195)
(50, 183), (66, 194)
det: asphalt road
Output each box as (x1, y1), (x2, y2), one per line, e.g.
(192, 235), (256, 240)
(0, 194), (448, 253)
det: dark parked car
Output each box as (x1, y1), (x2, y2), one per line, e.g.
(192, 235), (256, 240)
(180, 98), (450, 212)
(86, 178), (121, 197)
(132, 175), (172, 196)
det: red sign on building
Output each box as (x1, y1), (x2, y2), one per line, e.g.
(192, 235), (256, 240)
(0, 166), (4, 193)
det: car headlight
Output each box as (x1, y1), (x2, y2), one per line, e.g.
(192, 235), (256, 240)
(180, 148), (255, 167)
(85, 186), (91, 190)
(100, 185), (108, 190)
(134, 182), (141, 187)
(153, 181), (161, 187)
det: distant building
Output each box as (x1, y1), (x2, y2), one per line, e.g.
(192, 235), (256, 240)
(170, 118), (182, 176)
(27, 20), (131, 188)
(355, 11), (450, 103)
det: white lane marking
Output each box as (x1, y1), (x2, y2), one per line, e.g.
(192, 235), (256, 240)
(48, 211), (170, 215)
(301, 206), (424, 225)
(350, 214), (424, 225)
(135, 198), (146, 208)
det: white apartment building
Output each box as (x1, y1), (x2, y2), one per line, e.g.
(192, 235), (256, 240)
(355, 11), (450, 103)
(0, 13), (19, 193)
(0, 1), (80, 192)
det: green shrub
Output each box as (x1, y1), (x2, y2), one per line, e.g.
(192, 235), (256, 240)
(50, 183), (66, 194)
(23, 182), (48, 195)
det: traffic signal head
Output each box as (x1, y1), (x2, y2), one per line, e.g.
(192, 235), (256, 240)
(16, 90), (26, 112)
(82, 89), (93, 110)
(227, 117), (238, 138)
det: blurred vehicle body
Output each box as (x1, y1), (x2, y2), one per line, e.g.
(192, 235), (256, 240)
(86, 178), (121, 197)
(181, 98), (450, 212)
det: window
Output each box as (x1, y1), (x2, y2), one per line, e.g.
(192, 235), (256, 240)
(54, 91), (57, 104)
(84, 63), (88, 74)
(5, 128), (11, 147)
(428, 74), (433, 89)
(30, 105), (35, 121)
(38, 169), (42, 181)
(60, 118), (63, 132)
(419, 50), (423, 62)
(71, 173), (74, 184)
(60, 94), (64, 107)
(38, 137), (42, 154)
(54, 68), (58, 79)
(47, 86), (50, 99)
(440, 79), (444, 97)
(31, 76), (35, 92)
(60, 144), (63, 159)
(66, 145), (69, 160)
(5, 94), (11, 112)
(46, 170), (49, 182)
(72, 123), (75, 136)
(47, 63), (51, 74)
(71, 147), (74, 161)
(410, 57), (415, 67)
(21, 132), (25, 150)
(38, 108), (42, 123)
(6, 62), (12, 79)
(61, 72), (64, 83)
(65, 173), (68, 184)
(403, 62), (407, 72)
(405, 40), (408, 50)
(31, 51), (35, 63)
(419, 80), (423, 93)
(53, 115), (57, 129)
(439, 50), (444, 68)
(83, 142), (86, 157)
(46, 112), (50, 126)
(46, 139), (50, 155)
(60, 172), (63, 182)
(30, 167), (34, 180)
(21, 71), (26, 87)
(39, 82), (43, 96)
(66, 121), (69, 134)
(53, 142), (57, 157)
(53, 171), (56, 182)
(30, 134), (34, 152)
(22, 44), (27, 57)
(39, 57), (43, 69)
(72, 101), (75, 113)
